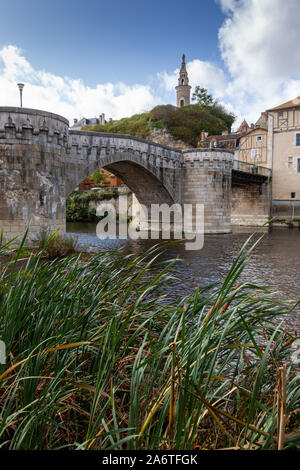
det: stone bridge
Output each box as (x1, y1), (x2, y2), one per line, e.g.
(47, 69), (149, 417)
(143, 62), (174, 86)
(0, 107), (271, 242)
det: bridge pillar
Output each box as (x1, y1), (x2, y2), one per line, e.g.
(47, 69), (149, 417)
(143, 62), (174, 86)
(181, 149), (234, 233)
(0, 107), (69, 243)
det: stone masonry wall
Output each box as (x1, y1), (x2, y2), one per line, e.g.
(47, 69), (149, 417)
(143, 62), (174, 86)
(231, 181), (270, 226)
(182, 149), (234, 233)
(0, 107), (68, 242)
(148, 128), (190, 150)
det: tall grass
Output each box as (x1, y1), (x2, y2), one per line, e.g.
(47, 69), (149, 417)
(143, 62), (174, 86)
(33, 229), (79, 258)
(0, 232), (299, 450)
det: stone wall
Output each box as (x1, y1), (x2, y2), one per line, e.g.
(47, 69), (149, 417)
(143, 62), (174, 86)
(148, 128), (191, 150)
(0, 107), (68, 242)
(231, 181), (270, 226)
(181, 149), (233, 233)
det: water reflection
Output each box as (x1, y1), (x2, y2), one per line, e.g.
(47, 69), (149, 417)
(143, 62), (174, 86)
(67, 222), (300, 328)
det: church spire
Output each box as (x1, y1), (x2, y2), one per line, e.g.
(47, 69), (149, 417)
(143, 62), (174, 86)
(176, 53), (191, 107)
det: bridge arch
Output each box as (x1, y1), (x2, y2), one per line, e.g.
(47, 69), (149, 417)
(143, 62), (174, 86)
(65, 130), (183, 209)
(66, 150), (176, 208)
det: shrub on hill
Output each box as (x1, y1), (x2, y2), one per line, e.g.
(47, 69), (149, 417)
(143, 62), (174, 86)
(83, 103), (235, 147)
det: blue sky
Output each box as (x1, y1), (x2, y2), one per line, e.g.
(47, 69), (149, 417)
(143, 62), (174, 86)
(0, 0), (225, 86)
(0, 0), (299, 127)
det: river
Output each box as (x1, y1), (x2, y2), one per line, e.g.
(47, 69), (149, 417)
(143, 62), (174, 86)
(67, 222), (300, 329)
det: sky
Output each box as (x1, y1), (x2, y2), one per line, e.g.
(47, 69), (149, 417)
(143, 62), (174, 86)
(0, 0), (299, 129)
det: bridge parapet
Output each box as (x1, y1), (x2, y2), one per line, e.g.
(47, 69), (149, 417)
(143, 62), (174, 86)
(67, 130), (183, 166)
(182, 148), (234, 169)
(0, 107), (69, 145)
(233, 160), (271, 178)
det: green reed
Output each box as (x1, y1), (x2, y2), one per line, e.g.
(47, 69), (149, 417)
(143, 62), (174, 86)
(0, 230), (299, 450)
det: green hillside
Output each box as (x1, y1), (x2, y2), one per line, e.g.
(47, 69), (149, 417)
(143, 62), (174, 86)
(83, 103), (235, 147)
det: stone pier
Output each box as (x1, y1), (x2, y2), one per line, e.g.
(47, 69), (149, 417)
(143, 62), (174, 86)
(182, 149), (233, 233)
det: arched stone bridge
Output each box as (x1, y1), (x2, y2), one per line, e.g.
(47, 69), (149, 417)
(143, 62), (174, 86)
(0, 107), (271, 242)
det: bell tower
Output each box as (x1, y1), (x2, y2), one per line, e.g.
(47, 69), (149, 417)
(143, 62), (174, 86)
(176, 54), (191, 108)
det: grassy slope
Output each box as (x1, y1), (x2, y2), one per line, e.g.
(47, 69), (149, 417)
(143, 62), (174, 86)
(83, 104), (234, 147)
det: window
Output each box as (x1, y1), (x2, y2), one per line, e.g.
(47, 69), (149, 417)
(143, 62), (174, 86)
(288, 156), (293, 168)
(291, 192), (296, 198)
(279, 111), (283, 117)
(298, 158), (300, 173)
(251, 148), (259, 160)
(180, 99), (184, 107)
(256, 135), (262, 142)
(296, 133), (300, 146)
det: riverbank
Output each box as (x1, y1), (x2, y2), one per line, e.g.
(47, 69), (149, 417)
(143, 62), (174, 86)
(0, 233), (299, 450)
(66, 187), (132, 223)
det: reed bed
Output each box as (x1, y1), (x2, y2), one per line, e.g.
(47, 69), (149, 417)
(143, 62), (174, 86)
(0, 231), (299, 450)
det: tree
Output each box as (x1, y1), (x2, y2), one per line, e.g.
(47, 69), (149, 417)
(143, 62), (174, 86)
(209, 103), (236, 130)
(192, 86), (215, 107)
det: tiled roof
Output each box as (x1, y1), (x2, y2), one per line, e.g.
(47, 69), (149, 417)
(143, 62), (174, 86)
(267, 96), (300, 111)
(237, 120), (250, 132)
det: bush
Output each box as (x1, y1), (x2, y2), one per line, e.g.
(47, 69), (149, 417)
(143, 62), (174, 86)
(66, 190), (119, 222)
(83, 104), (235, 148)
(84, 112), (151, 138)
(33, 229), (78, 258)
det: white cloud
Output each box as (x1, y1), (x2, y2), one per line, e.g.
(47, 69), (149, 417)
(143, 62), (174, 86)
(1, 2), (300, 131)
(217, 0), (300, 124)
(0, 45), (161, 123)
(161, 0), (300, 127)
(159, 60), (227, 100)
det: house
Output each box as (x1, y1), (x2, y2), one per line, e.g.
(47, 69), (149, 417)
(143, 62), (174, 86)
(266, 96), (300, 218)
(238, 113), (268, 166)
(198, 120), (251, 157)
(70, 113), (106, 130)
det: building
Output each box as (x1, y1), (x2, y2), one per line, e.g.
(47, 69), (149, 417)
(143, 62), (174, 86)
(266, 97), (300, 218)
(70, 113), (106, 130)
(215, 97), (300, 220)
(175, 54), (191, 108)
(238, 113), (268, 165)
(198, 121), (251, 156)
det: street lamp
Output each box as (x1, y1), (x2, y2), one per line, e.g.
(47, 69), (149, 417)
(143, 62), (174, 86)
(17, 83), (24, 108)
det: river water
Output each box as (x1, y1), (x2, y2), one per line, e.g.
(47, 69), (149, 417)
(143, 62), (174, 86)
(67, 222), (300, 329)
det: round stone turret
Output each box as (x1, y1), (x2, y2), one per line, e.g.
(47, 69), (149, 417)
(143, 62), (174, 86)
(0, 107), (69, 242)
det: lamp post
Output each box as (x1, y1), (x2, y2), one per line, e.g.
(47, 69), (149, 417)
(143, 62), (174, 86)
(17, 83), (24, 108)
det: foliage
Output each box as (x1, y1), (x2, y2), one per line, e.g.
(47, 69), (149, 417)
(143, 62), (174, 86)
(33, 229), (78, 258)
(0, 232), (299, 450)
(66, 189), (119, 222)
(192, 86), (214, 107)
(90, 169), (105, 184)
(83, 102), (235, 148)
(84, 112), (151, 138)
(191, 87), (236, 130)
(209, 103), (236, 131)
(150, 104), (234, 147)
